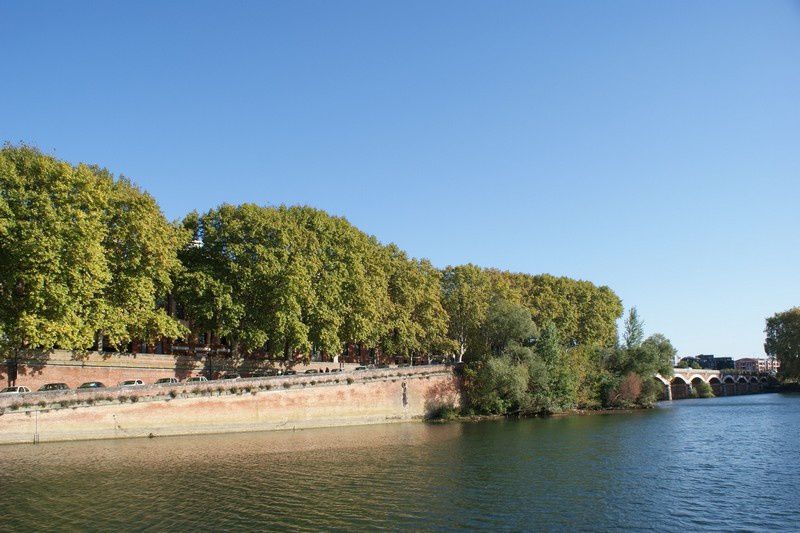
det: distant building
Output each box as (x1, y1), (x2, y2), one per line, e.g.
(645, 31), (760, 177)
(696, 354), (717, 369)
(680, 354), (734, 370)
(735, 357), (779, 373)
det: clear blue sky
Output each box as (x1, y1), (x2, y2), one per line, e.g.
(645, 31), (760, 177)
(2, 1), (798, 358)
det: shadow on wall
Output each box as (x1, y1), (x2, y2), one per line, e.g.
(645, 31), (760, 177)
(2, 350), (53, 386)
(423, 375), (462, 419)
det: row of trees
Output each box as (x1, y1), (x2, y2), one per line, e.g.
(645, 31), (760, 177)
(1, 145), (676, 411)
(1, 146), (625, 362)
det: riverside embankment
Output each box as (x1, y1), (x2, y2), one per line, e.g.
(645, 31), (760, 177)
(0, 366), (460, 445)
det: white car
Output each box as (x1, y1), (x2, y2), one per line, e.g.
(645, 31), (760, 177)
(119, 379), (145, 387)
(0, 386), (31, 394)
(185, 376), (208, 383)
(155, 377), (179, 385)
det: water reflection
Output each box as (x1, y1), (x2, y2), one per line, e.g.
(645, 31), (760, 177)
(1, 394), (798, 531)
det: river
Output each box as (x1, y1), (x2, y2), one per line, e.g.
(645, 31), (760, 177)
(1, 393), (797, 531)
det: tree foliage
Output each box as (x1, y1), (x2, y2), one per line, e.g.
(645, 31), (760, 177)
(765, 307), (800, 380)
(0, 145), (183, 358)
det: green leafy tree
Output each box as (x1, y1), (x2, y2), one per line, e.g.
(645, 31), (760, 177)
(765, 307), (800, 379)
(534, 322), (577, 412)
(482, 299), (537, 355)
(441, 264), (492, 362)
(0, 145), (184, 374)
(622, 307), (644, 349)
(463, 356), (529, 415)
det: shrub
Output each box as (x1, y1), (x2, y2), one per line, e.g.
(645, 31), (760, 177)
(283, 382), (292, 389)
(10, 404), (20, 411)
(694, 381), (714, 399)
(37, 400), (47, 408)
(119, 396), (129, 403)
(168, 390), (178, 398)
(59, 400), (70, 408)
(130, 395), (139, 403)
(309, 380), (316, 386)
(230, 386), (239, 394)
(426, 404), (460, 421)
(264, 384), (272, 390)
(346, 377), (354, 385)
(85, 398), (95, 405)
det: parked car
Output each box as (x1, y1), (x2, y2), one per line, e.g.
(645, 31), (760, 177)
(375, 363), (389, 369)
(119, 379), (145, 387)
(221, 372), (241, 380)
(251, 369), (280, 378)
(328, 368), (342, 373)
(185, 376), (208, 383)
(0, 386), (31, 394)
(78, 381), (106, 389)
(38, 382), (69, 392)
(354, 366), (367, 371)
(283, 370), (297, 376)
(155, 377), (180, 385)
(304, 369), (319, 374)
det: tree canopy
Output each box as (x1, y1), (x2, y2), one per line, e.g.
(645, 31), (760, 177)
(765, 307), (800, 379)
(0, 145), (183, 357)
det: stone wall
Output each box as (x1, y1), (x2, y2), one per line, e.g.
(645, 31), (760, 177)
(0, 367), (461, 445)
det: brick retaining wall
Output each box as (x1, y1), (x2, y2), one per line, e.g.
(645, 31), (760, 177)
(0, 367), (461, 444)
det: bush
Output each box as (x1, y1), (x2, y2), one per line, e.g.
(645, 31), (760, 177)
(426, 404), (460, 421)
(694, 381), (715, 399)
(346, 377), (354, 385)
(119, 395), (129, 403)
(37, 400), (47, 408)
(130, 395), (139, 403)
(283, 382), (292, 389)
(168, 390), (178, 398)
(464, 356), (529, 415)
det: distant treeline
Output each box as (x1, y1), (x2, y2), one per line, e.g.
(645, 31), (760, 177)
(0, 144), (675, 412)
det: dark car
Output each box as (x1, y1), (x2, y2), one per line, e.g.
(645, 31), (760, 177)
(77, 381), (106, 389)
(38, 382), (69, 392)
(375, 363), (389, 369)
(283, 370), (297, 376)
(251, 369), (280, 377)
(221, 372), (241, 380)
(304, 369), (319, 374)
(354, 366), (367, 371)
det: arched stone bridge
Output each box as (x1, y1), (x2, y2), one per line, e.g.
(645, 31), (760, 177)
(654, 368), (774, 401)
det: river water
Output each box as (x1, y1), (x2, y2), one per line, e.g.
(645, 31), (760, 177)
(1, 393), (797, 531)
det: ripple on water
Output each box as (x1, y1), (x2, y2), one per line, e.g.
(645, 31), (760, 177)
(1, 394), (799, 531)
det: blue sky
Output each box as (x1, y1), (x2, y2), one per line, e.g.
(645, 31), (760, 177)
(2, 1), (798, 358)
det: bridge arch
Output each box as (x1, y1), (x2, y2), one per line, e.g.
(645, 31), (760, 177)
(688, 374), (708, 384)
(708, 376), (721, 384)
(654, 374), (670, 386)
(723, 376), (735, 384)
(760, 377), (768, 383)
(749, 376), (760, 384)
(737, 376), (748, 384)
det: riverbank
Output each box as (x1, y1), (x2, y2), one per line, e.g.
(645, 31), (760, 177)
(0, 367), (460, 445)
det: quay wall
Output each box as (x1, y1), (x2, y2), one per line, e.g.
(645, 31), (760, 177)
(0, 367), (461, 445)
